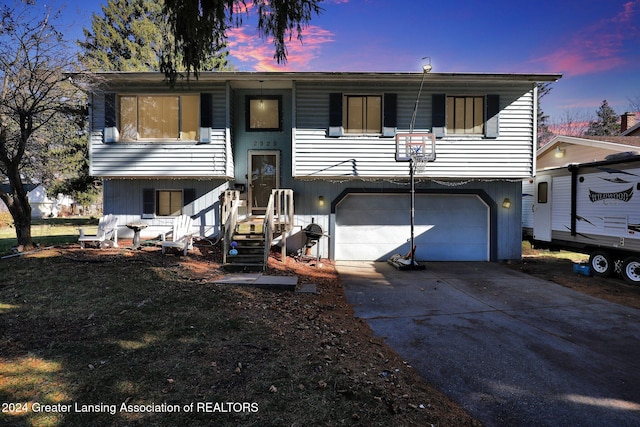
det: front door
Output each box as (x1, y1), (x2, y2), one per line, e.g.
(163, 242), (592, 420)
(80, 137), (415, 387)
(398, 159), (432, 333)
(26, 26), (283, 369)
(248, 150), (279, 215)
(533, 176), (552, 242)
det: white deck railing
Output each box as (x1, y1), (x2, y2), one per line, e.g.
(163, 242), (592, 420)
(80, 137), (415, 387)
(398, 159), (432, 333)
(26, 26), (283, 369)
(263, 189), (295, 266)
(221, 190), (240, 265)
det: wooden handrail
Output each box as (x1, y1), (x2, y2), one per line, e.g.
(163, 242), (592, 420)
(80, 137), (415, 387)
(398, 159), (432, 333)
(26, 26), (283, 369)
(221, 190), (239, 265)
(263, 189), (294, 266)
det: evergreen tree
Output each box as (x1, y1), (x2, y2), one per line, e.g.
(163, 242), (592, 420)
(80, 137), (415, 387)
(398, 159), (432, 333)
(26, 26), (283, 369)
(162, 0), (323, 82)
(79, 0), (229, 72)
(585, 100), (620, 136)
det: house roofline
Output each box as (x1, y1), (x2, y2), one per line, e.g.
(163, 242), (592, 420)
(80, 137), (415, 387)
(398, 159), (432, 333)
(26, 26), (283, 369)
(69, 71), (562, 88)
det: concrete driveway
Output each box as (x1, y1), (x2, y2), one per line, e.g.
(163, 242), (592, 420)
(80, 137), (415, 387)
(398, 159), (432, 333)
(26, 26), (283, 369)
(337, 261), (640, 427)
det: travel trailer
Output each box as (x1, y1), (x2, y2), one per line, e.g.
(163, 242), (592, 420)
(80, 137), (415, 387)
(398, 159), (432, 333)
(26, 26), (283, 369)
(523, 154), (640, 284)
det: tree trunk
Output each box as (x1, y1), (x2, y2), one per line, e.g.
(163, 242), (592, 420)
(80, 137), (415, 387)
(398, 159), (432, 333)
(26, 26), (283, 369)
(1, 166), (35, 251)
(12, 208), (34, 251)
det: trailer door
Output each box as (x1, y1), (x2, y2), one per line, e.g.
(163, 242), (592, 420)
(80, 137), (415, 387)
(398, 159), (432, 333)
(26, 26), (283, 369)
(533, 176), (552, 242)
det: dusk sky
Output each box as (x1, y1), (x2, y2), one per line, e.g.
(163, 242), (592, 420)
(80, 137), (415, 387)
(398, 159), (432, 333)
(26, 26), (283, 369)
(56, 0), (640, 124)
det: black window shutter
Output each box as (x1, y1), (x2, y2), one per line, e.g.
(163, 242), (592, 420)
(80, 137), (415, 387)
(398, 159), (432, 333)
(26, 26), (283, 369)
(183, 188), (196, 206)
(329, 93), (343, 127)
(485, 94), (500, 138)
(432, 94), (446, 137)
(432, 94), (446, 128)
(200, 93), (212, 128)
(383, 93), (397, 128)
(183, 188), (196, 217)
(142, 189), (155, 215)
(105, 93), (116, 128)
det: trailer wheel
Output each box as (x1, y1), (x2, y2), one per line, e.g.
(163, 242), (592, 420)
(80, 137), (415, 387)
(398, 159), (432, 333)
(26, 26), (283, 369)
(621, 257), (640, 285)
(589, 250), (614, 277)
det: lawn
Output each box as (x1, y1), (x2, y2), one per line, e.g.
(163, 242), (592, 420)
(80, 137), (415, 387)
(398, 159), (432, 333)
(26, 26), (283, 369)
(0, 224), (475, 426)
(0, 214), (97, 254)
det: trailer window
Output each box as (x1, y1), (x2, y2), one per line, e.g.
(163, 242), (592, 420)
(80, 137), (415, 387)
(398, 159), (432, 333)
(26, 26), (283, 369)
(537, 182), (548, 203)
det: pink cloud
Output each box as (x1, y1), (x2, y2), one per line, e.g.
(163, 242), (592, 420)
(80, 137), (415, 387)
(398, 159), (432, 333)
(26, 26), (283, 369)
(532, 0), (639, 76)
(228, 25), (334, 71)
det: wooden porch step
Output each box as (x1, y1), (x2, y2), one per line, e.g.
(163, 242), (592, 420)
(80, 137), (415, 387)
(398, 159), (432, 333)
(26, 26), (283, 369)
(222, 262), (265, 272)
(236, 222), (264, 234)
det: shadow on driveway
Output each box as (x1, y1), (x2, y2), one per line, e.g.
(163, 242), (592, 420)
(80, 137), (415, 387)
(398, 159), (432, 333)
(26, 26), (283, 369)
(338, 261), (640, 427)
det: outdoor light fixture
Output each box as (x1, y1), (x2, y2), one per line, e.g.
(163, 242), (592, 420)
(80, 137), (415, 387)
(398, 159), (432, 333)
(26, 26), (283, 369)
(421, 56), (432, 73)
(502, 197), (512, 209)
(259, 80), (264, 108)
(555, 146), (565, 158)
(409, 56), (432, 134)
(318, 195), (325, 206)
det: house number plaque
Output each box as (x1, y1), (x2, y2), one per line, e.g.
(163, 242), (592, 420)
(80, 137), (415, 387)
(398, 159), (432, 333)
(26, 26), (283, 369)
(252, 140), (278, 147)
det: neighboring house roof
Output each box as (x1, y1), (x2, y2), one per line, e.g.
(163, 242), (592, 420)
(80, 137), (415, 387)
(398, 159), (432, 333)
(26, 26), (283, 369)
(537, 135), (640, 171)
(622, 121), (640, 136)
(0, 183), (39, 195)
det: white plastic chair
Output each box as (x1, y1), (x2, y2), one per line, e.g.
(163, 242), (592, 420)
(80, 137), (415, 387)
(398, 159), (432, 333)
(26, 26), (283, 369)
(161, 215), (194, 256)
(78, 214), (119, 249)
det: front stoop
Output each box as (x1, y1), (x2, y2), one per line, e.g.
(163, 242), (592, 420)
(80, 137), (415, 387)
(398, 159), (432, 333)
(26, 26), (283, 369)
(223, 218), (267, 272)
(213, 273), (301, 291)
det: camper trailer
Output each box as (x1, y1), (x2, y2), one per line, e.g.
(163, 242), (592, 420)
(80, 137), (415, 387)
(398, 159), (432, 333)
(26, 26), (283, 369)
(523, 154), (640, 284)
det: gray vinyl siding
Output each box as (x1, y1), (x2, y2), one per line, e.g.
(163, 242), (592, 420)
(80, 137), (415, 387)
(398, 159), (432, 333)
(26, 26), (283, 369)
(89, 87), (232, 178)
(293, 82), (536, 179)
(285, 178), (522, 261)
(103, 178), (229, 238)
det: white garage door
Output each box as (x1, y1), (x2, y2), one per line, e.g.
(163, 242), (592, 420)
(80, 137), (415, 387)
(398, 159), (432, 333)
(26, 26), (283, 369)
(335, 193), (489, 261)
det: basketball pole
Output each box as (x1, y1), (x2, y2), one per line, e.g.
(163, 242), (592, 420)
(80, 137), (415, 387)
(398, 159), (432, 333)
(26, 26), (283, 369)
(407, 64), (429, 269)
(410, 156), (416, 267)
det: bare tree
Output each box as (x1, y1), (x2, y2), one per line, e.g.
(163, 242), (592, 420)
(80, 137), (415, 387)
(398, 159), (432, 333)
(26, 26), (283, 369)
(537, 82), (554, 147)
(0, 2), (80, 250)
(628, 95), (640, 113)
(550, 108), (592, 138)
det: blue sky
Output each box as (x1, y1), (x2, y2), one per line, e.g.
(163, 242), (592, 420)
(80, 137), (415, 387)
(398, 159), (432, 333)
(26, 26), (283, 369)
(54, 0), (640, 123)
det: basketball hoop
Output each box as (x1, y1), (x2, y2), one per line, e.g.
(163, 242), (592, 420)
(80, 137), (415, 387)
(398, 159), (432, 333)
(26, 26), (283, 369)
(392, 132), (436, 270)
(414, 156), (428, 174)
(395, 133), (436, 168)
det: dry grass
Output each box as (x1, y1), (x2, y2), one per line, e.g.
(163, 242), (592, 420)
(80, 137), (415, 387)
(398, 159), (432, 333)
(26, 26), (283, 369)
(0, 242), (477, 427)
(509, 242), (640, 310)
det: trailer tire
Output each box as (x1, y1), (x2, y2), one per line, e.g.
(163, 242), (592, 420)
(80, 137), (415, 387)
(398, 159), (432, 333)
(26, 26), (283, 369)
(589, 250), (614, 277)
(621, 256), (640, 285)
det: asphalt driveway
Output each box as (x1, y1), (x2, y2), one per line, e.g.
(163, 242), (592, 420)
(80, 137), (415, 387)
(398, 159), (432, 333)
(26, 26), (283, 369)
(337, 261), (640, 427)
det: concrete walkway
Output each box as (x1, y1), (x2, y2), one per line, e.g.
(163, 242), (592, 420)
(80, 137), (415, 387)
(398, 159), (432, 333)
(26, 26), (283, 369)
(338, 261), (640, 427)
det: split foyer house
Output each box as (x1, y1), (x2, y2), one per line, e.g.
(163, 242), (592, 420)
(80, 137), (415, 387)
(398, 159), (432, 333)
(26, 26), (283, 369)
(88, 71), (561, 263)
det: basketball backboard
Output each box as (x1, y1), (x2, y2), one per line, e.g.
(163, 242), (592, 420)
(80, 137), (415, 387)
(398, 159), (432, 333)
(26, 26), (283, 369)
(395, 133), (436, 162)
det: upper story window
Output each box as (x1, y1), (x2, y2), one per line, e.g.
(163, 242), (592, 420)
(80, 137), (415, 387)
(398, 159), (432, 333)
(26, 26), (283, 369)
(344, 95), (382, 134)
(246, 95), (282, 131)
(328, 93), (396, 137)
(117, 94), (199, 141)
(446, 96), (484, 135)
(432, 94), (499, 138)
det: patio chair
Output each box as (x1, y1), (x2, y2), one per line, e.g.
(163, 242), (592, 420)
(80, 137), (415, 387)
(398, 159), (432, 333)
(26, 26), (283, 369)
(78, 214), (119, 249)
(161, 214), (194, 256)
